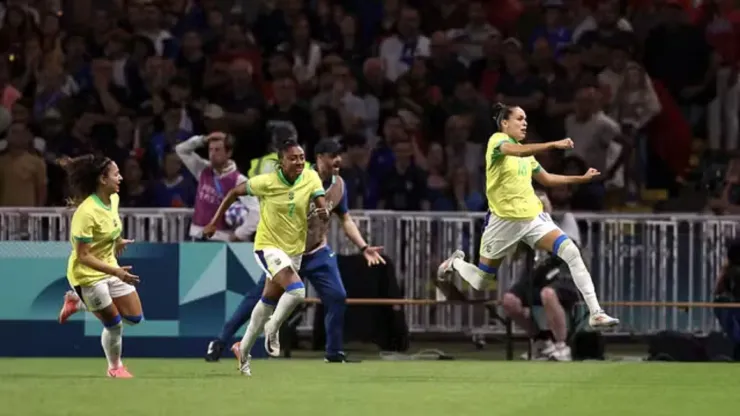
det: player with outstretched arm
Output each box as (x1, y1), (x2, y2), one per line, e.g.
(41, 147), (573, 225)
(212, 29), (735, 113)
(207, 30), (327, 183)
(437, 103), (619, 329)
(203, 139), (328, 376)
(56, 155), (142, 377)
(204, 138), (385, 363)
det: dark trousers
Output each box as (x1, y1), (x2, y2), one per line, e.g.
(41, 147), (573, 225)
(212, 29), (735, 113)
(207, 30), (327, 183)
(714, 301), (740, 345)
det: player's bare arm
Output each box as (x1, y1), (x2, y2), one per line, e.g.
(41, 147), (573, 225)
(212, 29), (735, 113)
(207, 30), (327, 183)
(533, 167), (600, 187)
(312, 195), (330, 220)
(76, 241), (139, 284)
(340, 213), (385, 266)
(204, 185), (248, 238)
(115, 237), (134, 257)
(499, 138), (573, 157)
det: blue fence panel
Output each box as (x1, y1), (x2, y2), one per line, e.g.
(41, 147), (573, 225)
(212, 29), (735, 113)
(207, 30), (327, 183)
(0, 242), (264, 358)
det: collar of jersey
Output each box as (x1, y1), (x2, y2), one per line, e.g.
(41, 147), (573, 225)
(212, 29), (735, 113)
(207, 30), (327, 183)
(311, 164), (335, 188)
(277, 168), (303, 187)
(91, 194), (111, 211)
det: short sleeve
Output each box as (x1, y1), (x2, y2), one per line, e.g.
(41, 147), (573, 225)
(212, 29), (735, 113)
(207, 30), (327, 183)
(530, 157), (543, 174)
(490, 137), (510, 163)
(71, 209), (95, 243)
(335, 187), (349, 215)
(246, 174), (269, 197)
(310, 172), (326, 200)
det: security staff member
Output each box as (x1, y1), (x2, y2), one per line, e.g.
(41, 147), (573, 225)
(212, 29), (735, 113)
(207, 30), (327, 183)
(247, 124), (311, 177)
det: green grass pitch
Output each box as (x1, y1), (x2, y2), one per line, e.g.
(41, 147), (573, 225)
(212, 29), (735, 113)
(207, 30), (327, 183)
(0, 358), (737, 416)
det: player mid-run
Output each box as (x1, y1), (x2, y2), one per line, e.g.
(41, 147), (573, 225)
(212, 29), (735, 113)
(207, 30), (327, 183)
(438, 103), (618, 329)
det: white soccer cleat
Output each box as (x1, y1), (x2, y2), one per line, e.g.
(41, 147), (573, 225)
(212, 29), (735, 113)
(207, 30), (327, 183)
(239, 358), (252, 376)
(231, 342), (251, 376)
(437, 250), (465, 281)
(264, 330), (281, 358)
(521, 339), (553, 360)
(588, 311), (619, 329)
(547, 344), (572, 362)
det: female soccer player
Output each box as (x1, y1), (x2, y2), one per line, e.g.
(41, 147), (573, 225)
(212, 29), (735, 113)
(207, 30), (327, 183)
(204, 139), (329, 376)
(438, 103), (619, 328)
(58, 155), (143, 377)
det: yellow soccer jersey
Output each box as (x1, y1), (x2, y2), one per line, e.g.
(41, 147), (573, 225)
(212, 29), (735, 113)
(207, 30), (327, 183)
(485, 132), (543, 220)
(67, 194), (122, 287)
(247, 168), (325, 256)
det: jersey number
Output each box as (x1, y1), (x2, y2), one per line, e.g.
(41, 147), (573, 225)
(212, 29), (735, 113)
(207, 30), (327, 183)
(517, 160), (528, 176)
(288, 202), (296, 217)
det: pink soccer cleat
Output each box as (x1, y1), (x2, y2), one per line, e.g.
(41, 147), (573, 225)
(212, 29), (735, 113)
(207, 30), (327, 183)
(58, 291), (81, 324)
(107, 366), (134, 378)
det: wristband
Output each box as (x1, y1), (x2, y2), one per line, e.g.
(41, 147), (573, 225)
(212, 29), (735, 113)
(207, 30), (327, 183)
(360, 245), (369, 252)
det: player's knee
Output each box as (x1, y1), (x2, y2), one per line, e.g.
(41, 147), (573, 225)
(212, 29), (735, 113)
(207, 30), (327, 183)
(285, 281), (306, 298)
(477, 262), (498, 279)
(122, 314), (144, 325)
(326, 286), (347, 304)
(103, 315), (123, 329)
(502, 293), (524, 317)
(555, 237), (580, 262)
(540, 287), (559, 307)
(260, 296), (279, 306)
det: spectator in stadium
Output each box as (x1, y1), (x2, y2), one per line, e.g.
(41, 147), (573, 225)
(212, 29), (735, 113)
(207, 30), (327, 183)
(119, 157), (152, 208)
(175, 131), (258, 241)
(501, 192), (581, 361)
(0, 121), (47, 207)
(151, 152), (196, 208)
(565, 85), (627, 197)
(265, 75), (315, 157)
(377, 139), (429, 211)
(339, 133), (369, 209)
(379, 5), (430, 82)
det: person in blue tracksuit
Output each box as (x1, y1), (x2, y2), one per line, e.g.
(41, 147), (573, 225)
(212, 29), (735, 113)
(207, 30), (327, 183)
(205, 138), (385, 362)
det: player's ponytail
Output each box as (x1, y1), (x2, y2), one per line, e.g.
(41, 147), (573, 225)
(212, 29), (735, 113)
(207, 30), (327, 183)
(58, 155), (112, 206)
(492, 102), (512, 131)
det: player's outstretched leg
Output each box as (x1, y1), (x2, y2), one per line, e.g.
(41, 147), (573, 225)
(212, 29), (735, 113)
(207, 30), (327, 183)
(206, 274), (265, 362)
(263, 274), (305, 358)
(109, 289), (143, 378)
(58, 290), (86, 323)
(535, 231), (619, 329)
(235, 292), (277, 376)
(438, 250), (499, 291)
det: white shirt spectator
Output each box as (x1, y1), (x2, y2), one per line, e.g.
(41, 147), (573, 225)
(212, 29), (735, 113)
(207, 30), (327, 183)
(447, 24), (500, 67)
(572, 16), (633, 43)
(379, 34), (430, 81)
(279, 42), (322, 84)
(565, 111), (621, 174)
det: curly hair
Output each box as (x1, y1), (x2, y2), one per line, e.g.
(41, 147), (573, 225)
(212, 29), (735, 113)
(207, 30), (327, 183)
(58, 155), (113, 206)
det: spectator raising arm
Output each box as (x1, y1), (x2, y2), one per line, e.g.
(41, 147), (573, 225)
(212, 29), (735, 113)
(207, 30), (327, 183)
(175, 134), (212, 178)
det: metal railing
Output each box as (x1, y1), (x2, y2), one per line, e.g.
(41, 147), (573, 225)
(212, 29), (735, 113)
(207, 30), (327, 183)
(1, 208), (737, 336)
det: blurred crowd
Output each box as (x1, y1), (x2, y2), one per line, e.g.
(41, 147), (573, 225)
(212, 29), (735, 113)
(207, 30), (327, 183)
(0, 0), (737, 213)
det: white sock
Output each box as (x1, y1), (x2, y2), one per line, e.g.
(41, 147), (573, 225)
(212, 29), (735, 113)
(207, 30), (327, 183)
(264, 285), (306, 337)
(239, 300), (275, 358)
(557, 240), (602, 314)
(451, 258), (495, 291)
(101, 323), (123, 369)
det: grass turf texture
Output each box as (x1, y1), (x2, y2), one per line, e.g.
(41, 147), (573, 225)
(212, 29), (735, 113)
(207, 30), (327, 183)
(0, 358), (737, 416)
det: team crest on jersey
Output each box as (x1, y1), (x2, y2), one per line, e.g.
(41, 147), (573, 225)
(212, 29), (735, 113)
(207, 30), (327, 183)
(288, 192), (294, 200)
